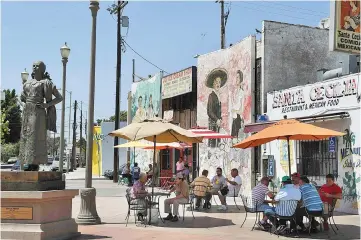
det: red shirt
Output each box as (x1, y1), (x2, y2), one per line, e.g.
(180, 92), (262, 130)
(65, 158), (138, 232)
(319, 183), (342, 204)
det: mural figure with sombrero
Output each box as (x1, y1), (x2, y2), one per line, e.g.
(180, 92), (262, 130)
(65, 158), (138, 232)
(206, 68), (228, 148)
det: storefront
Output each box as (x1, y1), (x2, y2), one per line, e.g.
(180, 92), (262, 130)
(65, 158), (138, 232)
(259, 73), (360, 214)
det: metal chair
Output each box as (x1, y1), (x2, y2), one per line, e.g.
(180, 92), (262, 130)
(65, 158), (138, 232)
(232, 188), (243, 210)
(125, 188), (148, 227)
(240, 195), (264, 230)
(323, 198), (339, 234)
(180, 188), (195, 221)
(191, 184), (212, 209)
(118, 175), (129, 185)
(268, 200), (299, 237)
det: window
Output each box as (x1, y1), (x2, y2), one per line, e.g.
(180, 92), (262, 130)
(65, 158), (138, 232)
(296, 139), (338, 178)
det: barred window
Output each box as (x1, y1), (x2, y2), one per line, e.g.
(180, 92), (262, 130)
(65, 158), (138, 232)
(296, 139), (338, 178)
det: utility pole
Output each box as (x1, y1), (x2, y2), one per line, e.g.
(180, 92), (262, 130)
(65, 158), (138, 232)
(220, 0), (225, 49)
(71, 100), (78, 171)
(80, 101), (83, 168)
(67, 91), (72, 173)
(84, 113), (87, 167)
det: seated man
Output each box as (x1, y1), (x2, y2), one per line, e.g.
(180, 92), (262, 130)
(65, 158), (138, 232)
(318, 173), (342, 230)
(163, 172), (189, 222)
(252, 177), (275, 212)
(218, 168), (242, 211)
(293, 176), (324, 232)
(260, 176), (301, 232)
(191, 169), (212, 210)
(291, 172), (301, 188)
(121, 163), (132, 186)
(130, 172), (149, 221)
(211, 167), (227, 194)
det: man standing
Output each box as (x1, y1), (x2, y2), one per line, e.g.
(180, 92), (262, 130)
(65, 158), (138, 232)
(319, 174), (342, 230)
(176, 157), (185, 173)
(132, 162), (141, 182)
(218, 168), (242, 211)
(191, 170), (212, 210)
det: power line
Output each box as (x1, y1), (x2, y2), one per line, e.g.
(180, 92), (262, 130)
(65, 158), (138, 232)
(259, 0), (328, 15)
(122, 39), (170, 74)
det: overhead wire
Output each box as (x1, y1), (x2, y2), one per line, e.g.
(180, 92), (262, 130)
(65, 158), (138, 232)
(259, 0), (328, 15)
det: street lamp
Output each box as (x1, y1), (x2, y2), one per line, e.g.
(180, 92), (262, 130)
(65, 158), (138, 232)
(59, 42), (70, 173)
(76, 0), (101, 225)
(21, 68), (29, 84)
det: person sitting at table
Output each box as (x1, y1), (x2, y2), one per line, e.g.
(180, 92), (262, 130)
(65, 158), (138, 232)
(261, 176), (301, 233)
(130, 172), (149, 222)
(121, 162), (132, 186)
(163, 172), (189, 222)
(292, 176), (323, 232)
(291, 172), (301, 188)
(218, 168), (242, 211)
(252, 177), (275, 215)
(318, 174), (342, 231)
(211, 167), (227, 194)
(191, 169), (212, 210)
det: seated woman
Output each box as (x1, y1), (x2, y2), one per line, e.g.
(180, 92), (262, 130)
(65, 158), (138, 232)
(163, 172), (189, 222)
(130, 172), (149, 221)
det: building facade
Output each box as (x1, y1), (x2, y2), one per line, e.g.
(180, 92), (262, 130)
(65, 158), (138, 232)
(264, 73), (360, 214)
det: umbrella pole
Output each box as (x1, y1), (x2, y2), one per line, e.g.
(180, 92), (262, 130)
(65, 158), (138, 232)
(287, 136), (291, 177)
(197, 143), (200, 177)
(150, 135), (156, 225)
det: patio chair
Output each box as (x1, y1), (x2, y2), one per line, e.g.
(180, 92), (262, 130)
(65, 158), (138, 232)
(305, 206), (324, 235)
(323, 198), (339, 234)
(191, 184), (212, 209)
(118, 175), (129, 186)
(180, 188), (195, 221)
(232, 188), (243, 210)
(240, 195), (264, 230)
(269, 200), (299, 237)
(125, 188), (148, 227)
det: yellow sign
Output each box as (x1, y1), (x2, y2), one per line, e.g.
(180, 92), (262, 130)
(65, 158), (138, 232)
(331, 0), (360, 53)
(92, 126), (103, 176)
(1, 207), (33, 220)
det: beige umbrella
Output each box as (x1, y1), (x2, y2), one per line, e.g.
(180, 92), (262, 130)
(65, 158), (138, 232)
(109, 117), (203, 224)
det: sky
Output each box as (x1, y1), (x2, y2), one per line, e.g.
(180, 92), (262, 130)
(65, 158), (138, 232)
(1, 0), (330, 141)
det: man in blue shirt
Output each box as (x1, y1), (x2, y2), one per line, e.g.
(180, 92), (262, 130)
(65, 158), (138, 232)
(293, 176), (323, 232)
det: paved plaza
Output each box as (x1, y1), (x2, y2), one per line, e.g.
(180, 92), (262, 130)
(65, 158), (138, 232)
(66, 172), (361, 240)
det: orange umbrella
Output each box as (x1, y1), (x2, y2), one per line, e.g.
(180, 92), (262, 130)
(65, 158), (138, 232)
(233, 119), (345, 176)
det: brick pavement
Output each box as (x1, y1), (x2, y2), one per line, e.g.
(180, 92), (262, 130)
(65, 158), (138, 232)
(71, 192), (361, 240)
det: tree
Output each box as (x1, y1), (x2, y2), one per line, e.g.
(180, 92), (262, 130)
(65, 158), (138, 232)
(96, 111), (127, 125)
(1, 142), (19, 163)
(1, 112), (10, 144)
(47, 135), (66, 156)
(1, 89), (22, 143)
(76, 137), (87, 150)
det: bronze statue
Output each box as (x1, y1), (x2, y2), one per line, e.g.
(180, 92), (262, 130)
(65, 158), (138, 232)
(19, 61), (63, 171)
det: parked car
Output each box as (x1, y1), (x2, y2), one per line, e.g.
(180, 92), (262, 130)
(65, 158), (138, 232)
(103, 164), (126, 180)
(51, 156), (68, 172)
(11, 160), (21, 171)
(7, 157), (18, 164)
(47, 156), (54, 165)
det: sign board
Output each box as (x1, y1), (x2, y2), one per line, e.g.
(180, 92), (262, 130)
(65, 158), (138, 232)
(162, 67), (193, 99)
(1, 207), (33, 220)
(163, 110), (174, 121)
(329, 0), (360, 54)
(267, 155), (275, 177)
(269, 74), (359, 118)
(329, 137), (336, 153)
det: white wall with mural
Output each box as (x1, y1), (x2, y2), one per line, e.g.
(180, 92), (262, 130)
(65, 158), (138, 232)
(197, 36), (256, 194)
(265, 73), (360, 214)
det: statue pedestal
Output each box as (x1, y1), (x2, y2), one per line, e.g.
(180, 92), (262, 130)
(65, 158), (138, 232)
(0, 172), (79, 239)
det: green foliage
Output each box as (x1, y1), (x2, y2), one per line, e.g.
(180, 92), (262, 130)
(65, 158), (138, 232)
(343, 172), (361, 196)
(1, 89), (22, 143)
(1, 112), (10, 144)
(96, 111), (127, 125)
(47, 136), (66, 156)
(76, 137), (87, 150)
(1, 142), (20, 163)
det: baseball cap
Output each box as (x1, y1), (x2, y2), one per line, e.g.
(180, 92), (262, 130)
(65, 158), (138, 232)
(282, 176), (291, 182)
(291, 172), (300, 178)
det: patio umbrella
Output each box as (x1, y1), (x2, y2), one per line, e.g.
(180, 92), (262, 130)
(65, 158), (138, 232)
(114, 141), (153, 165)
(143, 142), (192, 150)
(233, 119), (345, 176)
(109, 117), (203, 224)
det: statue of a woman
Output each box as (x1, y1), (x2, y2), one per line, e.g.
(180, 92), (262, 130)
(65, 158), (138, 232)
(19, 61), (63, 171)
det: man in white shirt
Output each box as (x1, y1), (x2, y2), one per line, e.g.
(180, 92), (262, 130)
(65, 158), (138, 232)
(218, 168), (242, 210)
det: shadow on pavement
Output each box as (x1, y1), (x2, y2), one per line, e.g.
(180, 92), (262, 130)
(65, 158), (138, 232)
(76, 234), (112, 239)
(193, 205), (246, 214)
(155, 216), (236, 228)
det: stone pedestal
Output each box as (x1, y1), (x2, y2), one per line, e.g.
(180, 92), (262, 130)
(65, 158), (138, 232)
(76, 188), (101, 225)
(1, 190), (79, 240)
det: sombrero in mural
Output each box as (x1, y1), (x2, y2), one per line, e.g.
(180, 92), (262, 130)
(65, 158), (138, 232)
(205, 68), (228, 88)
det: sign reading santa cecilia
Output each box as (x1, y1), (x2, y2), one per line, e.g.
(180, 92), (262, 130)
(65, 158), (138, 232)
(162, 67), (194, 99)
(330, 0), (360, 54)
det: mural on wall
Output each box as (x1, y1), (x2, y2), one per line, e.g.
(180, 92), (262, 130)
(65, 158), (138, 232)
(279, 140), (294, 174)
(197, 36), (255, 192)
(131, 72), (162, 171)
(339, 128), (361, 211)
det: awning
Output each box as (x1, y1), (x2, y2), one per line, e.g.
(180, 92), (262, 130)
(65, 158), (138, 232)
(244, 112), (350, 133)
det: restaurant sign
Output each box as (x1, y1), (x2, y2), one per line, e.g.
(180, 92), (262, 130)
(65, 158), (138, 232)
(162, 67), (194, 99)
(272, 75), (358, 114)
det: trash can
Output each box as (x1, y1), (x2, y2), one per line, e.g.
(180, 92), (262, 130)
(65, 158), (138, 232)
(147, 206), (159, 224)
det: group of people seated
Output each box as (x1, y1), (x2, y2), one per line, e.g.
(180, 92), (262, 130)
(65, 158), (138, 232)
(253, 173), (342, 234)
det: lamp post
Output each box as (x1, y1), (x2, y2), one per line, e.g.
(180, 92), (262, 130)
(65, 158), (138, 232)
(59, 88), (72, 173)
(76, 0), (101, 225)
(59, 42), (71, 173)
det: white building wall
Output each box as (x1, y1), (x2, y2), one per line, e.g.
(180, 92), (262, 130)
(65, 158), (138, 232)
(265, 73), (361, 214)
